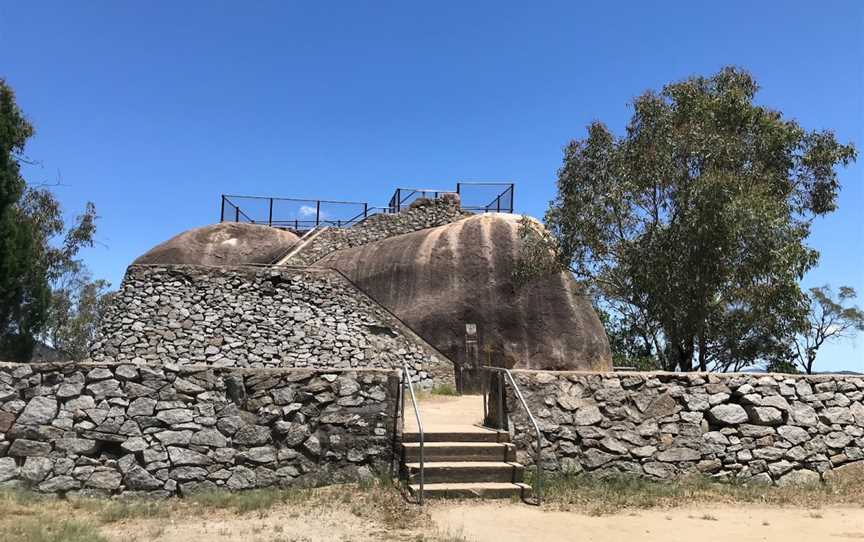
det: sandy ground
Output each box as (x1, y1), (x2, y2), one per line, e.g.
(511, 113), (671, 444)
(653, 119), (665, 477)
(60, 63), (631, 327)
(405, 393), (485, 431)
(99, 501), (864, 542)
(432, 502), (864, 542)
(102, 506), (414, 542)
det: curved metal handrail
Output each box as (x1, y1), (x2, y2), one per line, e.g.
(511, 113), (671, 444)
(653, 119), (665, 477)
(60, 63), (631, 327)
(402, 361), (425, 505)
(487, 367), (543, 504)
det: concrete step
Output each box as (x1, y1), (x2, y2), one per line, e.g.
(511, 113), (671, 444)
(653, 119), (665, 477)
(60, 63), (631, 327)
(404, 461), (525, 484)
(401, 442), (516, 462)
(408, 482), (532, 499)
(402, 425), (509, 443)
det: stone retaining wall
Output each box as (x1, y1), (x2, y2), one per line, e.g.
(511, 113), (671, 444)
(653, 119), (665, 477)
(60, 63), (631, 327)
(90, 265), (453, 389)
(0, 362), (399, 496)
(505, 371), (864, 485)
(289, 198), (469, 265)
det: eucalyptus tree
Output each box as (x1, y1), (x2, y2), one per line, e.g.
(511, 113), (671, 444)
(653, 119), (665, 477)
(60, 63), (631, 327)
(540, 67), (856, 371)
(0, 79), (99, 360)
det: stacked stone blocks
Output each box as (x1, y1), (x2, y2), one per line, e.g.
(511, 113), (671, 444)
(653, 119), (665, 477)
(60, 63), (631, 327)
(0, 361), (398, 496)
(90, 265), (452, 388)
(289, 198), (469, 266)
(507, 371), (864, 485)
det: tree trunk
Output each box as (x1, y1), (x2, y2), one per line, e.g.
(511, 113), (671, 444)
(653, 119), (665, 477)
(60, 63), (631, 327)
(698, 333), (707, 372)
(671, 338), (695, 372)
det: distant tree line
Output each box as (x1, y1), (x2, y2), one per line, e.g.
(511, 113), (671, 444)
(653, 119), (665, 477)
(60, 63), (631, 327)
(0, 78), (112, 362)
(517, 67), (861, 374)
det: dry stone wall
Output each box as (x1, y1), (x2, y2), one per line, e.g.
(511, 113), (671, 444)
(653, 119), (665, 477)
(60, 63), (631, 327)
(90, 265), (453, 389)
(290, 198), (469, 265)
(0, 361), (398, 496)
(506, 371), (864, 485)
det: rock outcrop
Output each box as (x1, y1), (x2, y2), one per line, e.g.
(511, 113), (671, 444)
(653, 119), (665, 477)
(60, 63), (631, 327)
(134, 222), (298, 266)
(319, 213), (612, 371)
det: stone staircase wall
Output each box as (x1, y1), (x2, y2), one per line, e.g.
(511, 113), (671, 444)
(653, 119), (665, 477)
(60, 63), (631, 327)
(90, 264), (453, 389)
(505, 370), (864, 485)
(0, 361), (399, 497)
(288, 198), (469, 266)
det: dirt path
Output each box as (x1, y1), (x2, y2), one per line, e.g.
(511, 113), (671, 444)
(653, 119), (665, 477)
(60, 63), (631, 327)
(102, 506), (413, 542)
(405, 393), (484, 431)
(431, 502), (864, 542)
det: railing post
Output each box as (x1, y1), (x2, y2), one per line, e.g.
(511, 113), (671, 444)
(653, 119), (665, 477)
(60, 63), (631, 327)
(316, 201), (321, 226)
(235, 206), (240, 222)
(268, 198), (273, 227)
(220, 195), (225, 223)
(363, 203), (368, 219)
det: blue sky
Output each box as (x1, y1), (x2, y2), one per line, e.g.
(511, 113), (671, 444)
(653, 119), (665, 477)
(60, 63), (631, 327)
(1, 1), (862, 371)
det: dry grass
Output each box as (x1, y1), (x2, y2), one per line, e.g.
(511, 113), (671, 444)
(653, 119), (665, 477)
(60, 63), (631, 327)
(2, 470), (859, 541)
(0, 478), (438, 542)
(537, 470), (864, 516)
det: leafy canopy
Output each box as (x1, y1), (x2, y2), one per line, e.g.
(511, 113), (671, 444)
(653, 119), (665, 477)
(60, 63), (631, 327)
(542, 67), (856, 371)
(0, 78), (102, 360)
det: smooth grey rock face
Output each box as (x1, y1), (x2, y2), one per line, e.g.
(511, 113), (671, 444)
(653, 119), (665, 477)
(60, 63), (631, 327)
(8, 439), (52, 457)
(86, 469), (122, 490)
(572, 406), (603, 426)
(777, 425), (810, 445)
(125, 465), (163, 490)
(0, 457), (18, 482)
(55, 438), (98, 455)
(707, 404), (749, 425)
(38, 475), (80, 493)
(745, 406), (784, 426)
(16, 396), (58, 426)
(776, 469), (820, 487)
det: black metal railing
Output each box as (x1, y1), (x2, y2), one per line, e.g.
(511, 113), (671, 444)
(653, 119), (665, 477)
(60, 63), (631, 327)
(387, 182), (514, 214)
(220, 182), (515, 231)
(220, 195), (390, 231)
(457, 182), (514, 213)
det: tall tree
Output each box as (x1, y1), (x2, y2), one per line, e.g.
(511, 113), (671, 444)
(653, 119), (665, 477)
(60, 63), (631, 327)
(0, 78), (98, 360)
(42, 272), (114, 361)
(542, 67), (856, 372)
(792, 286), (864, 374)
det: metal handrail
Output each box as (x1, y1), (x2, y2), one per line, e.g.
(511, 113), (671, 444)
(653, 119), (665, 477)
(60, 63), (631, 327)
(402, 360), (425, 505)
(486, 367), (543, 504)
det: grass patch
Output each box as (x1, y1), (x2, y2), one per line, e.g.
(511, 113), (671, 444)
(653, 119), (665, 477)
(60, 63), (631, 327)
(430, 383), (458, 396)
(0, 517), (108, 542)
(538, 472), (864, 515)
(187, 487), (313, 515)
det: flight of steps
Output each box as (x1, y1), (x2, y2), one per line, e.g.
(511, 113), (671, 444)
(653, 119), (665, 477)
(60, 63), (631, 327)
(400, 425), (532, 499)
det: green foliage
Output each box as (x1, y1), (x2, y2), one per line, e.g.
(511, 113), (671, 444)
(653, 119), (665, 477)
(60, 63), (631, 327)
(793, 285), (864, 373)
(511, 215), (562, 288)
(0, 79), (102, 360)
(765, 358), (800, 374)
(544, 67), (856, 372)
(43, 275), (114, 360)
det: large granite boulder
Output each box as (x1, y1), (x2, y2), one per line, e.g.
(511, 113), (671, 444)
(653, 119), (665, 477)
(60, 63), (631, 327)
(134, 223), (298, 266)
(319, 213), (611, 371)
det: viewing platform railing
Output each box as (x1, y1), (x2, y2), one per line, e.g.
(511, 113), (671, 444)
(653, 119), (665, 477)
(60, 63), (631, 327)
(219, 182), (515, 232)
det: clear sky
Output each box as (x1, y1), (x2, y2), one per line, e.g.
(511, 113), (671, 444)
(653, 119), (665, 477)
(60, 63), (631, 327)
(1, 1), (862, 371)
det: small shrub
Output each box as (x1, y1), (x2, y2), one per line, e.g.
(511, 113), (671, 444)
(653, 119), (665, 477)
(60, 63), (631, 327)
(431, 383), (458, 396)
